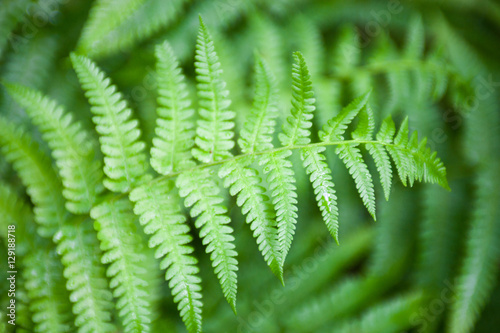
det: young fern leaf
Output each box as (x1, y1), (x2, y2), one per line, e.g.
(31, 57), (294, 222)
(55, 221), (115, 333)
(301, 147), (339, 243)
(219, 157), (282, 281)
(279, 51), (315, 147)
(130, 179), (202, 333)
(4, 83), (104, 213)
(177, 168), (238, 312)
(71, 54), (150, 193)
(0, 117), (67, 238)
(151, 41), (196, 175)
(24, 248), (75, 333)
(91, 198), (153, 333)
(238, 54), (279, 154)
(260, 150), (298, 266)
(193, 17), (235, 163)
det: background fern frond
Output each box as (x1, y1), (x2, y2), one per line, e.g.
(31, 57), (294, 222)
(91, 198), (153, 333)
(130, 179), (203, 333)
(24, 248), (75, 333)
(71, 54), (150, 192)
(4, 83), (104, 213)
(192, 17), (235, 163)
(55, 221), (115, 333)
(177, 168), (238, 312)
(78, 0), (186, 58)
(151, 41), (196, 175)
(0, 117), (67, 238)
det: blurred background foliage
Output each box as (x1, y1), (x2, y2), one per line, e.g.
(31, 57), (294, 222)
(0, 0), (499, 332)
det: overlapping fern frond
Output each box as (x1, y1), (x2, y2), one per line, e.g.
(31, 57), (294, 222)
(55, 221), (115, 333)
(91, 198), (153, 332)
(4, 83), (104, 213)
(0, 117), (67, 238)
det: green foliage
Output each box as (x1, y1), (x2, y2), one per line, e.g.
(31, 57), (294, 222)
(91, 198), (153, 332)
(4, 83), (104, 213)
(71, 54), (150, 193)
(1, 2), (498, 333)
(130, 179), (202, 333)
(55, 221), (115, 333)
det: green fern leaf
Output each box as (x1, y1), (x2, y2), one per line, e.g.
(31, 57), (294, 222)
(130, 179), (203, 333)
(260, 150), (298, 266)
(319, 91), (371, 142)
(238, 54), (279, 154)
(91, 198), (153, 333)
(192, 17), (235, 163)
(386, 117), (413, 186)
(219, 157), (282, 280)
(336, 144), (376, 220)
(71, 54), (150, 193)
(24, 248), (75, 333)
(78, 0), (186, 58)
(4, 83), (104, 213)
(151, 41), (196, 175)
(367, 116), (395, 201)
(332, 292), (423, 333)
(0, 117), (67, 238)
(448, 165), (500, 333)
(55, 221), (115, 333)
(279, 51), (315, 146)
(177, 168), (238, 312)
(301, 147), (339, 243)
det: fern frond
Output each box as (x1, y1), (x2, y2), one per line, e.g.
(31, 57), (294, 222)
(0, 0), (28, 57)
(336, 144), (376, 220)
(301, 147), (339, 243)
(279, 51), (315, 147)
(78, 0), (186, 58)
(448, 165), (500, 333)
(332, 292), (423, 333)
(130, 179), (202, 333)
(318, 91), (371, 142)
(177, 168), (238, 312)
(0, 181), (34, 255)
(366, 116), (395, 200)
(151, 41), (196, 175)
(24, 248), (75, 333)
(259, 150), (298, 266)
(192, 17), (235, 163)
(71, 54), (150, 193)
(219, 157), (282, 280)
(4, 83), (104, 213)
(55, 221), (115, 333)
(0, 117), (67, 238)
(91, 198), (153, 333)
(238, 54), (279, 154)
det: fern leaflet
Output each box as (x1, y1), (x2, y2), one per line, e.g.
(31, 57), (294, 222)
(0, 117), (67, 238)
(192, 17), (235, 163)
(177, 168), (238, 312)
(91, 198), (153, 333)
(71, 53), (150, 193)
(4, 83), (104, 213)
(130, 179), (203, 333)
(55, 221), (115, 333)
(151, 41), (196, 175)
